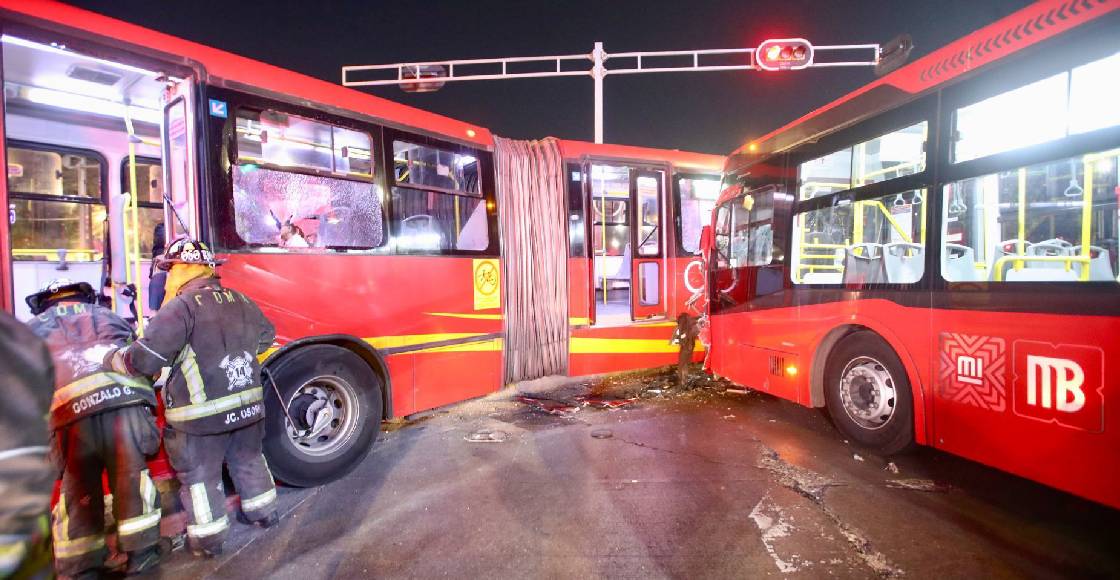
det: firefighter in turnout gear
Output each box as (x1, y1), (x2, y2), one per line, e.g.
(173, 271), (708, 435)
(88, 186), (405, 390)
(25, 279), (162, 578)
(107, 238), (278, 557)
(0, 310), (55, 578)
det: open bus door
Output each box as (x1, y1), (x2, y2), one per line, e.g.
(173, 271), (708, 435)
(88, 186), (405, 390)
(161, 80), (200, 241)
(630, 169), (666, 320)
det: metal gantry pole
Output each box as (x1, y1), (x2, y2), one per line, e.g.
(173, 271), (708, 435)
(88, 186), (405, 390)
(341, 41), (881, 144)
(591, 42), (606, 144)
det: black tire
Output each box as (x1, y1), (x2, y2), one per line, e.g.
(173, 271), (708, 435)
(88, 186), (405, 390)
(824, 330), (915, 455)
(262, 344), (383, 487)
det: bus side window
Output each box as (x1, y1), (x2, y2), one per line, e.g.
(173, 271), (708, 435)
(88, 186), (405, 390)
(8, 146), (106, 263)
(226, 108), (383, 252)
(941, 149), (1120, 283)
(389, 140), (489, 254)
(676, 175), (720, 256)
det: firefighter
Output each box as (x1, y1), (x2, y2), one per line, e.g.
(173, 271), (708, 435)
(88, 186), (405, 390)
(25, 279), (162, 578)
(0, 310), (55, 578)
(106, 238), (278, 557)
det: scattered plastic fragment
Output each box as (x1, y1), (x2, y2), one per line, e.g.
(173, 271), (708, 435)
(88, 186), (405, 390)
(852, 454), (865, 462)
(885, 462), (900, 474)
(576, 395), (638, 409)
(465, 429), (508, 443)
(590, 429), (613, 439)
(722, 414), (736, 420)
(725, 388), (751, 395)
(516, 396), (581, 416)
(886, 478), (948, 492)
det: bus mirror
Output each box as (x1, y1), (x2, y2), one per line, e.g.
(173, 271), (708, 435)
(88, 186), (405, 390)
(875, 34), (913, 77)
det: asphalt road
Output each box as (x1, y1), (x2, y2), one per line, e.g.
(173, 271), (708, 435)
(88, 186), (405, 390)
(153, 369), (1120, 579)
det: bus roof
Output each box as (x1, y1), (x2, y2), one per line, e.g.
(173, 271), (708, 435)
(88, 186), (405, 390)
(0, 0), (494, 148)
(726, 0), (1118, 173)
(557, 139), (724, 173)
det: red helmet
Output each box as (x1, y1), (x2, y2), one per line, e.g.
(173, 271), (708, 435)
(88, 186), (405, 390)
(26, 278), (97, 315)
(154, 237), (225, 271)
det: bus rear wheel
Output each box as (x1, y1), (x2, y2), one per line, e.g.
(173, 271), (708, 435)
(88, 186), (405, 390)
(824, 331), (914, 455)
(263, 344), (382, 487)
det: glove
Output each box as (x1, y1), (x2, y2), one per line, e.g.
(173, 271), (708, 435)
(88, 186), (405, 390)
(102, 346), (133, 376)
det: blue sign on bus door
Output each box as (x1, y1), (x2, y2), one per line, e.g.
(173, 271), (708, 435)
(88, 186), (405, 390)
(208, 98), (228, 118)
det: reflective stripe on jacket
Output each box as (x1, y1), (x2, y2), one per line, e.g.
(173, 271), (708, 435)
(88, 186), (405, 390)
(127, 277), (276, 435)
(28, 303), (155, 429)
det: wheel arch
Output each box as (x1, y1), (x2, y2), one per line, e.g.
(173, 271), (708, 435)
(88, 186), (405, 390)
(808, 320), (928, 445)
(263, 334), (393, 419)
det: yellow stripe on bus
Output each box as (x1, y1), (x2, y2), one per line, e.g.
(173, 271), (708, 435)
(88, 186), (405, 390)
(425, 312), (504, 320)
(570, 337), (705, 355)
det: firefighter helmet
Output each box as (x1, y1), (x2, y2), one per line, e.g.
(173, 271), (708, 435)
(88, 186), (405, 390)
(26, 278), (97, 315)
(154, 237), (225, 271)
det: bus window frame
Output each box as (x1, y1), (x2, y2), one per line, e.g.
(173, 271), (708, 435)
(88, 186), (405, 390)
(673, 171), (722, 258)
(204, 85), (392, 255)
(785, 94), (938, 289)
(7, 140), (108, 262)
(939, 16), (1120, 187)
(933, 19), (1120, 291)
(382, 126), (499, 257)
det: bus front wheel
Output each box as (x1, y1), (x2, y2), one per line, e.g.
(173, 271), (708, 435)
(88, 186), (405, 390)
(824, 331), (915, 455)
(262, 344), (383, 487)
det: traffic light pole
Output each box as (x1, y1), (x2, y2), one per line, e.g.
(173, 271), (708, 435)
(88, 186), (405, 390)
(342, 40), (886, 144)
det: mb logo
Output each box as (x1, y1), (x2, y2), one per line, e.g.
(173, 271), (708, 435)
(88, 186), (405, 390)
(1013, 342), (1103, 432)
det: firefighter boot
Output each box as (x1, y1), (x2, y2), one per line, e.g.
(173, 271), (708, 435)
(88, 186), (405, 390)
(124, 545), (161, 576)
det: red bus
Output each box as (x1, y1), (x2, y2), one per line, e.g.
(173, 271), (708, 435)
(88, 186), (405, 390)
(0, 1), (721, 485)
(706, 0), (1120, 508)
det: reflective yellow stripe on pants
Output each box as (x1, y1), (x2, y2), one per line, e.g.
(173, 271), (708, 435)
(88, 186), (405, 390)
(165, 387), (263, 423)
(187, 482), (229, 539)
(118, 469), (160, 536)
(50, 372), (152, 411)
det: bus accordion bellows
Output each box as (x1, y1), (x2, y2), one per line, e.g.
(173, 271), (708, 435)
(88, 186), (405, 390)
(706, 0), (1120, 508)
(0, 1), (721, 485)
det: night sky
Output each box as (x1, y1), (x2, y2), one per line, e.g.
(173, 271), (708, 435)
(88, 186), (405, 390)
(66, 0), (1033, 154)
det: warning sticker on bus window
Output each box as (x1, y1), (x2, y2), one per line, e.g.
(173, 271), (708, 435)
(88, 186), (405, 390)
(473, 259), (500, 310)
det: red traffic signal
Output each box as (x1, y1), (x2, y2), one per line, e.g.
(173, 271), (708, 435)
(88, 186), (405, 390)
(756, 38), (814, 71)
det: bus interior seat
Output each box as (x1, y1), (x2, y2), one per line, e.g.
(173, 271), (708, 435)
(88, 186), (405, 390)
(842, 243), (886, 285)
(883, 242), (924, 283)
(596, 243), (631, 289)
(989, 239), (1028, 281)
(455, 201), (489, 250)
(801, 271), (843, 284)
(1004, 267), (1079, 282)
(1073, 245), (1116, 281)
(1027, 241), (1073, 268)
(943, 244), (983, 282)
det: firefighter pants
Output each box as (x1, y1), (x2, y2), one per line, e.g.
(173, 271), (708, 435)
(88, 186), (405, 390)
(51, 405), (161, 576)
(163, 421), (276, 552)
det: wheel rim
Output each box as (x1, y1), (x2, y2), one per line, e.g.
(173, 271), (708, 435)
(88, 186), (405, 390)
(285, 375), (360, 457)
(838, 356), (896, 431)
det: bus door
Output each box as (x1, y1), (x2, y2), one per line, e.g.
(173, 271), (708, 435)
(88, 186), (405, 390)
(161, 80), (201, 241)
(630, 169), (666, 319)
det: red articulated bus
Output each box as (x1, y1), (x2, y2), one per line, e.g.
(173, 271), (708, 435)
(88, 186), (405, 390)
(0, 1), (721, 485)
(706, 0), (1120, 508)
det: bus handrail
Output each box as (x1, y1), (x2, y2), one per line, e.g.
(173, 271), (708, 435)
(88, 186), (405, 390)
(992, 254), (1091, 282)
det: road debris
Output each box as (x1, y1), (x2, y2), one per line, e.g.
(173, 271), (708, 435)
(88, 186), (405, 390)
(885, 462), (900, 474)
(853, 454), (865, 462)
(725, 388), (751, 395)
(575, 395), (638, 409)
(886, 479), (949, 493)
(590, 429), (613, 439)
(516, 396), (581, 416)
(464, 429), (509, 443)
